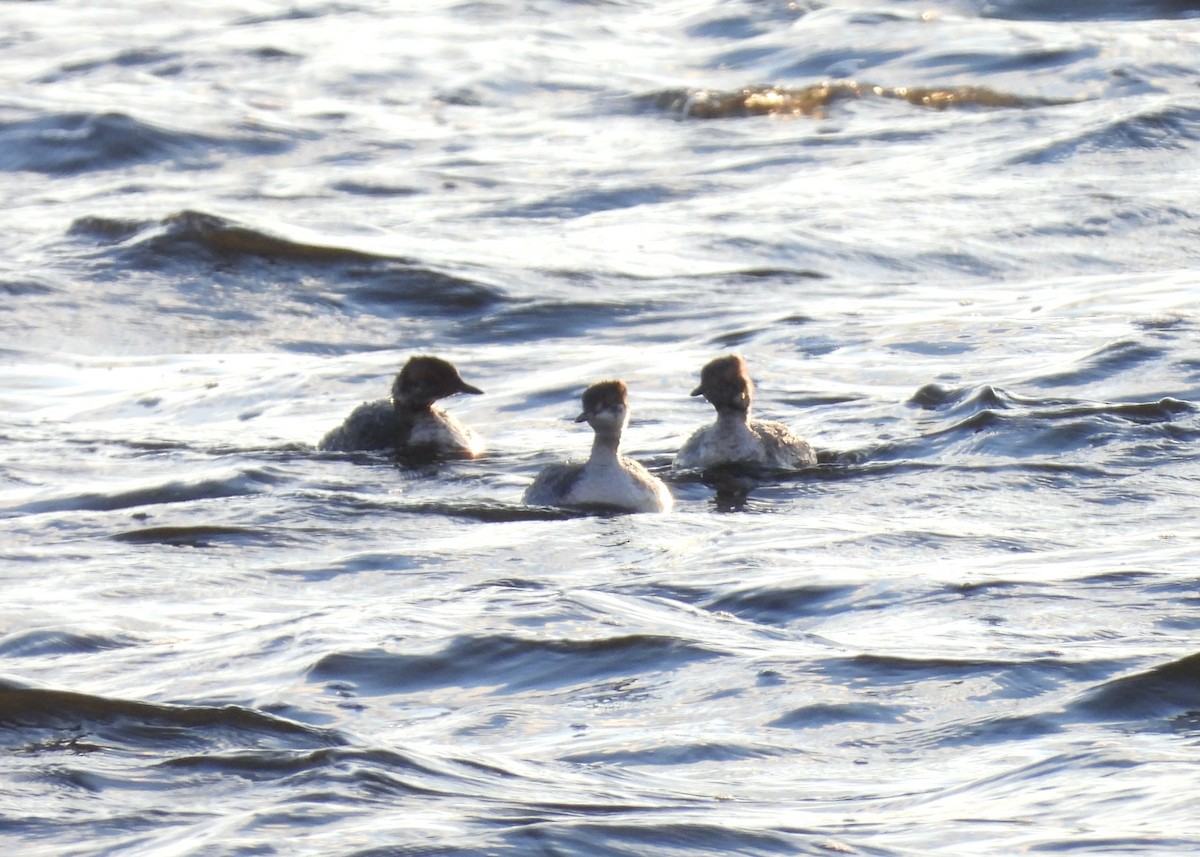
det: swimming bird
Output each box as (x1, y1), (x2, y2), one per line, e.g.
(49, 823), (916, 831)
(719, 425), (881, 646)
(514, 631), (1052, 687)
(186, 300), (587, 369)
(674, 354), (815, 471)
(523, 380), (673, 513)
(318, 355), (484, 458)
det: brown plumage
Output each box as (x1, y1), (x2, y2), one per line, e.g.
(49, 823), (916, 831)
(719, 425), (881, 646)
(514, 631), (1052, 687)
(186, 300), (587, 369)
(675, 354), (815, 471)
(319, 355), (484, 458)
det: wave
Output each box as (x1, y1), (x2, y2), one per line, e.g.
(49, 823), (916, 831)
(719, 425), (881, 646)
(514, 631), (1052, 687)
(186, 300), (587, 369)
(110, 523), (297, 547)
(767, 701), (907, 729)
(981, 0), (1200, 21)
(805, 651), (1200, 748)
(703, 583), (859, 626)
(283, 498), (584, 528)
(69, 210), (395, 266)
(309, 633), (721, 695)
(0, 628), (141, 658)
(40, 47), (180, 81)
(0, 110), (289, 174)
(8, 466), (281, 516)
(0, 677), (343, 749)
(1009, 104), (1200, 164)
(1074, 652), (1200, 721)
(1025, 340), (1169, 389)
(385, 501), (579, 523)
(495, 819), (805, 857)
(331, 178), (422, 197)
(902, 381), (1196, 461)
(637, 82), (1075, 119)
(907, 382), (1015, 414)
(158, 745), (457, 798)
(0, 277), (56, 298)
(681, 3), (810, 40)
(561, 740), (778, 766)
(458, 299), (665, 342)
(837, 652), (1027, 681)
(908, 381), (1193, 425)
(67, 210), (508, 315)
(489, 184), (680, 219)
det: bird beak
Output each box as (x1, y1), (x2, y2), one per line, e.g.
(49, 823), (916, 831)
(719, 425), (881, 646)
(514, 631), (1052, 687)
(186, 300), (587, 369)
(574, 410), (590, 423)
(458, 381), (484, 395)
(690, 384), (705, 397)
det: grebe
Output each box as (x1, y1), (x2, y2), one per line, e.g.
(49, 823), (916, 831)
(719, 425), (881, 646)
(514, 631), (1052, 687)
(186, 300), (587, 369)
(319, 355), (484, 459)
(675, 354), (814, 471)
(524, 380), (672, 513)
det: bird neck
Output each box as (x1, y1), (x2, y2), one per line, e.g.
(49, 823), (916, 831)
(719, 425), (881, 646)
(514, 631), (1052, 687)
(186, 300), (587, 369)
(588, 426), (623, 464)
(715, 406), (751, 429)
(394, 397), (437, 416)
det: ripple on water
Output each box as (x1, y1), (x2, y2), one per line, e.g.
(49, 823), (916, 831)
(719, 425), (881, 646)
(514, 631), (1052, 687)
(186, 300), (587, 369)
(489, 183), (682, 219)
(767, 701), (908, 729)
(1007, 104), (1200, 164)
(983, 0), (1200, 21)
(898, 379), (1196, 465)
(458, 299), (673, 343)
(0, 628), (142, 658)
(110, 523), (296, 548)
(0, 111), (289, 174)
(9, 466), (282, 516)
(703, 583), (860, 627)
(308, 633), (722, 696)
(0, 277), (56, 298)
(1073, 652), (1200, 723)
(0, 677), (345, 750)
(1025, 340), (1170, 389)
(66, 210), (508, 316)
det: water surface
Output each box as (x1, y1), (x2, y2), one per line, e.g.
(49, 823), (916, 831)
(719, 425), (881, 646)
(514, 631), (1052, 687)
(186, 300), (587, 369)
(2, 1), (1200, 854)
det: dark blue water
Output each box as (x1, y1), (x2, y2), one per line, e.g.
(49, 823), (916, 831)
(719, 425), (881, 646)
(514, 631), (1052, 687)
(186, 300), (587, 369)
(2, 1), (1200, 854)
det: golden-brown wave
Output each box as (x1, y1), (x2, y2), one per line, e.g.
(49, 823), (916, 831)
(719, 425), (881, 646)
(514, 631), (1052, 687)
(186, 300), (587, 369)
(649, 82), (1077, 119)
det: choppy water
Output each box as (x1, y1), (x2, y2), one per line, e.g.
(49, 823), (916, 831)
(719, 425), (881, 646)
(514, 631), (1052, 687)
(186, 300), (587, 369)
(3, 1), (1200, 854)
